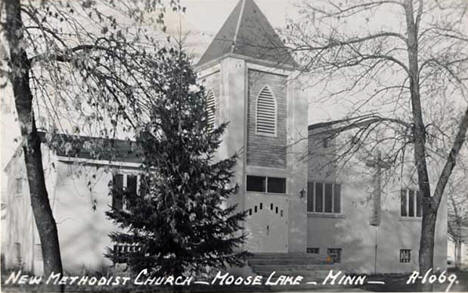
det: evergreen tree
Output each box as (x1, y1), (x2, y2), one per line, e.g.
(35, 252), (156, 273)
(106, 48), (247, 276)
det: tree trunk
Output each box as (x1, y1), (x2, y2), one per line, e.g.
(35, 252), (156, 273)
(404, 2), (436, 290)
(5, 0), (63, 286)
(455, 239), (461, 269)
(419, 209), (437, 284)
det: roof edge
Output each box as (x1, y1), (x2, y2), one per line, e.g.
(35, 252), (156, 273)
(195, 52), (297, 73)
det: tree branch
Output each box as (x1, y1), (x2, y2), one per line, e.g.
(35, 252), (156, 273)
(29, 44), (111, 65)
(433, 104), (468, 207)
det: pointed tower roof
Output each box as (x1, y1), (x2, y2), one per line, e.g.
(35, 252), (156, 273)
(197, 0), (296, 68)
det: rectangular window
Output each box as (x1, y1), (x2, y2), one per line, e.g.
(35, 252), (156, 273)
(113, 243), (142, 264)
(408, 190), (415, 217)
(400, 249), (411, 263)
(416, 191), (422, 217)
(327, 248), (342, 263)
(268, 177), (286, 193)
(112, 174), (124, 210)
(308, 182), (341, 214)
(247, 176), (266, 192)
(307, 248), (319, 254)
(246, 176), (286, 194)
(112, 173), (139, 211)
(400, 189), (407, 217)
(401, 189), (421, 218)
(127, 175), (138, 198)
(324, 183), (333, 213)
(315, 183), (323, 212)
(334, 184), (341, 213)
(307, 182), (314, 212)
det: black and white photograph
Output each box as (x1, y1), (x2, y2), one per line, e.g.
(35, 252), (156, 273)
(0, 0), (467, 292)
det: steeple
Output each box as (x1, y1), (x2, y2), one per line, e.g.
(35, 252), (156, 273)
(197, 0), (296, 68)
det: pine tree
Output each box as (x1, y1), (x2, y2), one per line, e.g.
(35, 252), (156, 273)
(106, 48), (247, 276)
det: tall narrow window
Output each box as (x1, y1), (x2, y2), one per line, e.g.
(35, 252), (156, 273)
(334, 184), (341, 213)
(307, 182), (314, 212)
(206, 90), (216, 128)
(324, 183), (333, 213)
(308, 182), (341, 214)
(112, 174), (124, 210)
(401, 188), (421, 218)
(256, 86), (276, 136)
(315, 183), (323, 213)
(416, 191), (422, 217)
(408, 190), (415, 217)
(112, 173), (139, 211)
(400, 189), (407, 217)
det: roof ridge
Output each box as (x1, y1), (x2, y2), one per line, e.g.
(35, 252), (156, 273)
(196, 0), (296, 68)
(232, 0), (247, 53)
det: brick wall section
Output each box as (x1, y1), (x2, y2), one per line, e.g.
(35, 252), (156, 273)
(247, 69), (287, 168)
(201, 71), (221, 126)
(307, 128), (337, 182)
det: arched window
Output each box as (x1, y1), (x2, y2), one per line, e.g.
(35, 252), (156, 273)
(206, 90), (216, 128)
(256, 86), (276, 136)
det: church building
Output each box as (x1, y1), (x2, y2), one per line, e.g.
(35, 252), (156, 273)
(2, 0), (447, 277)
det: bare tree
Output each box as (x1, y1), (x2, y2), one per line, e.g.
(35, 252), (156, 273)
(286, 0), (468, 283)
(447, 172), (468, 269)
(0, 0), (181, 283)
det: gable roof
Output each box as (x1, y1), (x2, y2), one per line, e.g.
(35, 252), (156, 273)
(308, 115), (383, 134)
(197, 0), (296, 68)
(39, 132), (143, 164)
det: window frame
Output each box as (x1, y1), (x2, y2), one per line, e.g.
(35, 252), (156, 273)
(400, 249), (411, 263)
(112, 172), (141, 211)
(307, 247), (320, 254)
(307, 181), (342, 214)
(327, 248), (342, 263)
(246, 175), (287, 194)
(255, 85), (277, 137)
(206, 89), (216, 129)
(400, 188), (422, 219)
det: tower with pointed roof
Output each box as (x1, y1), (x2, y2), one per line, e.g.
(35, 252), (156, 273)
(196, 0), (308, 254)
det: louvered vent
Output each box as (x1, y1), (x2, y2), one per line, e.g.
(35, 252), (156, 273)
(256, 86), (276, 135)
(206, 90), (216, 128)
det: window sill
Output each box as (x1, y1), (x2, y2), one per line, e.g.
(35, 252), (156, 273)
(307, 212), (345, 219)
(246, 191), (288, 196)
(255, 132), (277, 138)
(400, 217), (422, 222)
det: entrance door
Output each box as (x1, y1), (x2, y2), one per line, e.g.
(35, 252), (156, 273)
(244, 194), (288, 253)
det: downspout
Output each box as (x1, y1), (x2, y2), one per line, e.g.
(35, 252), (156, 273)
(241, 60), (248, 251)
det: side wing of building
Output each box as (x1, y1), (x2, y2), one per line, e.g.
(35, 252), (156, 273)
(306, 125), (447, 274)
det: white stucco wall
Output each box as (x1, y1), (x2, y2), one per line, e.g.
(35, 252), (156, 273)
(306, 136), (448, 274)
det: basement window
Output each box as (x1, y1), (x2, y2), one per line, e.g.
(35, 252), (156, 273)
(327, 248), (342, 263)
(400, 249), (411, 263)
(307, 248), (319, 254)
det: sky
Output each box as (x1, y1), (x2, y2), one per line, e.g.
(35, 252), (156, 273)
(0, 0), (342, 173)
(180, 0), (297, 34)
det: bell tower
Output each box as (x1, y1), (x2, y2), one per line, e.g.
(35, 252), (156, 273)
(196, 0), (308, 253)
